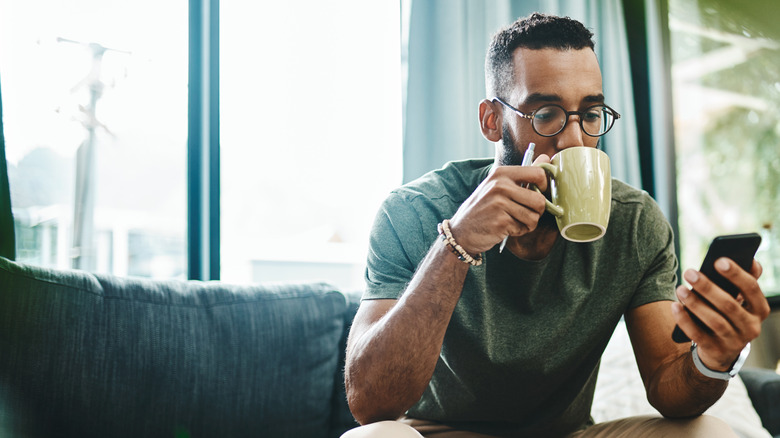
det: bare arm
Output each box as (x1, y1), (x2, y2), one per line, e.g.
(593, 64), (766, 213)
(344, 239), (469, 424)
(627, 259), (769, 417)
(344, 162), (550, 425)
(626, 301), (727, 417)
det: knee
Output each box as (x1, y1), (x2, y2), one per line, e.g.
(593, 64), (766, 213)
(340, 420), (424, 438)
(693, 415), (737, 436)
(670, 415), (737, 438)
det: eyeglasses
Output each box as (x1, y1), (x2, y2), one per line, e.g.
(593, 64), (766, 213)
(493, 97), (621, 137)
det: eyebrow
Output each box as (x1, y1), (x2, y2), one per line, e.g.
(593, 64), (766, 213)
(584, 94), (606, 103)
(521, 93), (606, 106)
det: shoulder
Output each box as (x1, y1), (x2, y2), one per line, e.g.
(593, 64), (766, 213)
(600, 180), (678, 305)
(387, 158), (493, 212)
(610, 179), (669, 229)
(611, 179), (654, 206)
(607, 179), (675, 260)
(366, 159), (492, 298)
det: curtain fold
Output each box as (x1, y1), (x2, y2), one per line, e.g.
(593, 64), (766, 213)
(0, 76), (16, 260)
(403, 0), (641, 189)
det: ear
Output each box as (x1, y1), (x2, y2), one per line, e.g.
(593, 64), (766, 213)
(478, 99), (502, 143)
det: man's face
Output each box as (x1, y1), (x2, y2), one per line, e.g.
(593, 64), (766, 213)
(498, 48), (604, 165)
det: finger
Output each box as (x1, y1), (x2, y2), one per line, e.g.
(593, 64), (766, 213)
(683, 265), (741, 314)
(670, 297), (711, 343)
(682, 266), (765, 346)
(500, 190), (547, 236)
(494, 163), (548, 184)
(714, 258), (770, 321)
(516, 166), (548, 191)
(678, 271), (739, 340)
(460, 174), (543, 241)
(491, 165), (549, 194)
(487, 169), (546, 212)
(750, 259), (763, 279)
(672, 299), (747, 370)
(531, 155), (552, 192)
(533, 154), (551, 165)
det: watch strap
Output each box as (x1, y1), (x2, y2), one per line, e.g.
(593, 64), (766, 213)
(691, 341), (751, 380)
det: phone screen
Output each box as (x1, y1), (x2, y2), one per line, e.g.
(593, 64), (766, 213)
(671, 233), (762, 343)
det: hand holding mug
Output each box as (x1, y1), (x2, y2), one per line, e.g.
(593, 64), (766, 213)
(531, 147), (611, 243)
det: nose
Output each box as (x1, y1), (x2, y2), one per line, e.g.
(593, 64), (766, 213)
(555, 115), (586, 150)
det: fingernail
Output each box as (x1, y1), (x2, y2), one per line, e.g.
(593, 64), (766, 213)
(677, 287), (690, 300)
(684, 269), (699, 284)
(716, 258), (730, 271)
(671, 302), (682, 315)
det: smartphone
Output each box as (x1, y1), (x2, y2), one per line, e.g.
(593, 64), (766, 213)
(671, 233), (762, 343)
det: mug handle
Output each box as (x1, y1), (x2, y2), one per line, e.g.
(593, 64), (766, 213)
(531, 163), (564, 218)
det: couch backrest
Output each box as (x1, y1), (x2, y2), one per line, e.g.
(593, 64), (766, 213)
(0, 257), (357, 438)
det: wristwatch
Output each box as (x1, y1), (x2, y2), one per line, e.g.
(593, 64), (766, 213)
(691, 341), (751, 381)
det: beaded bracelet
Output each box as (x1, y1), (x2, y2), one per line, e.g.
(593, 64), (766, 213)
(437, 219), (483, 266)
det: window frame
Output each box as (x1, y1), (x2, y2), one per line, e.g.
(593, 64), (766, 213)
(188, 0), (220, 280)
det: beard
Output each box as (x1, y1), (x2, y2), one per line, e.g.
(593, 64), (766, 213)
(499, 124), (559, 229)
(499, 124), (528, 166)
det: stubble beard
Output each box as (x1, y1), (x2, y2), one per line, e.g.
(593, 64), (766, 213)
(498, 123), (559, 230)
(499, 124), (527, 166)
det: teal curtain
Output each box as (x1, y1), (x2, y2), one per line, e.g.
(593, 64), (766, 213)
(402, 0), (641, 189)
(0, 76), (15, 260)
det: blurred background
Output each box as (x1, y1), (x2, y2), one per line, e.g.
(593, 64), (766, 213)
(0, 0), (778, 305)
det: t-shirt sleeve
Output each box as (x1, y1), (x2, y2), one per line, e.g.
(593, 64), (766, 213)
(628, 193), (679, 309)
(363, 192), (433, 300)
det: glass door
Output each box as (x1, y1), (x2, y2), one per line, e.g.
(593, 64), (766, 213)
(0, 0), (188, 278)
(669, 0), (780, 299)
(219, 0), (403, 289)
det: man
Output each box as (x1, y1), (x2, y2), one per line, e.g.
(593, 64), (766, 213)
(343, 13), (769, 438)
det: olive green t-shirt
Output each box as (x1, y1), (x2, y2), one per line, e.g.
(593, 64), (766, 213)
(363, 158), (678, 437)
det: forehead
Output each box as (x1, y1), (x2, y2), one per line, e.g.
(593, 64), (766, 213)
(509, 48), (603, 104)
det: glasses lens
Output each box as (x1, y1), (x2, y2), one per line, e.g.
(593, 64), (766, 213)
(582, 105), (614, 136)
(531, 105), (566, 136)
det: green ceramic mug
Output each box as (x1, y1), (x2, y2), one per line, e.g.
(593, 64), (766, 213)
(533, 147), (611, 243)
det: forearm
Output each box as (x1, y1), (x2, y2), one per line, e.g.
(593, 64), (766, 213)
(646, 349), (728, 418)
(345, 238), (469, 424)
(649, 256), (769, 417)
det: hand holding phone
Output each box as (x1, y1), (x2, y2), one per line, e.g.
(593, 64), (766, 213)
(671, 233), (762, 343)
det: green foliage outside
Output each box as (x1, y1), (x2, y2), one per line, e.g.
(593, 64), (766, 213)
(670, 0), (780, 292)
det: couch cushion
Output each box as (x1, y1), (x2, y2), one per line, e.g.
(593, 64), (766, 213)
(740, 367), (780, 437)
(0, 257), (348, 438)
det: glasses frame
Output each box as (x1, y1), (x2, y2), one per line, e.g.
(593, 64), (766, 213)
(493, 97), (621, 138)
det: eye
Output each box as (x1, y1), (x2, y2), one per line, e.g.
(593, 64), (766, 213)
(583, 107), (604, 122)
(533, 105), (561, 123)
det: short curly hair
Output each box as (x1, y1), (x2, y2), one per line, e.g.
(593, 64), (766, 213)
(486, 13), (595, 98)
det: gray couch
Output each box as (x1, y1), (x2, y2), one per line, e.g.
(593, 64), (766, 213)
(743, 367), (780, 437)
(0, 256), (360, 437)
(0, 256), (778, 438)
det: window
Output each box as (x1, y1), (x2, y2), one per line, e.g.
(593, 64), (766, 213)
(1, 1), (403, 289)
(669, 0), (780, 295)
(0, 0), (188, 278)
(219, 0), (402, 289)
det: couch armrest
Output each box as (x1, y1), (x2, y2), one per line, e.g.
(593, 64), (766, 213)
(740, 367), (780, 437)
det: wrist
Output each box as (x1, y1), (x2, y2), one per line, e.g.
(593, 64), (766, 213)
(438, 220), (483, 266)
(690, 342), (751, 380)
